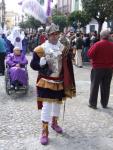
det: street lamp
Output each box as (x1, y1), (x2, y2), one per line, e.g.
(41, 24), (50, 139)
(77, 20), (81, 32)
(1, 0), (5, 29)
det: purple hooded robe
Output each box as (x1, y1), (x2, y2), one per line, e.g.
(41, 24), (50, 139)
(6, 53), (28, 85)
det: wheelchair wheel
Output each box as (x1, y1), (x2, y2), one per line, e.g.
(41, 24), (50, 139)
(24, 73), (29, 94)
(24, 81), (29, 94)
(5, 71), (11, 95)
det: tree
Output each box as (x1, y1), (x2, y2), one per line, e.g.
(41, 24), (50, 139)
(82, 0), (113, 33)
(52, 15), (68, 32)
(19, 22), (27, 29)
(19, 16), (41, 31)
(68, 11), (91, 30)
(52, 4), (63, 16)
(27, 16), (41, 30)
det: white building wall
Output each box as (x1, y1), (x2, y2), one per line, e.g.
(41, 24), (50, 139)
(56, 0), (72, 13)
(86, 18), (108, 33)
(79, 0), (82, 10)
(71, 0), (82, 12)
(63, 0), (67, 5)
(58, 0), (62, 8)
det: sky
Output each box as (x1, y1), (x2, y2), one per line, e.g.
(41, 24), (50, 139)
(0, 0), (20, 12)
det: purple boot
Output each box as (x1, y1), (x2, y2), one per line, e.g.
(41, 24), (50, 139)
(40, 122), (49, 145)
(51, 117), (63, 134)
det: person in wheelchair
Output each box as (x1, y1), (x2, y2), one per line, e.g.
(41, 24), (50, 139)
(6, 47), (28, 90)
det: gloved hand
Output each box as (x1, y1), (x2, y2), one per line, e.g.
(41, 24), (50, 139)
(40, 57), (47, 66)
(45, 55), (51, 61)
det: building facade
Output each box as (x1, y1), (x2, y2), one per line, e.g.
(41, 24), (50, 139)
(5, 11), (20, 30)
(39, 0), (54, 6)
(39, 0), (44, 5)
(55, 0), (82, 14)
(86, 18), (108, 33)
(0, 0), (5, 29)
(56, 0), (72, 14)
(71, 0), (82, 12)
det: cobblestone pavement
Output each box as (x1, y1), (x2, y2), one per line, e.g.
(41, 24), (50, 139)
(0, 55), (113, 150)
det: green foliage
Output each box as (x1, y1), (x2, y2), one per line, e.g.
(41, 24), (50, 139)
(68, 10), (91, 27)
(19, 16), (41, 30)
(52, 4), (63, 16)
(82, 0), (113, 32)
(19, 22), (27, 29)
(82, 0), (113, 21)
(27, 16), (41, 29)
(52, 15), (68, 31)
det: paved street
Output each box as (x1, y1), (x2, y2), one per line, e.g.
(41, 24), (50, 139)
(0, 54), (113, 150)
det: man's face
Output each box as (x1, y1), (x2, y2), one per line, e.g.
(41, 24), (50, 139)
(48, 32), (60, 44)
(70, 32), (74, 36)
(109, 34), (113, 41)
(14, 49), (21, 55)
(110, 34), (113, 38)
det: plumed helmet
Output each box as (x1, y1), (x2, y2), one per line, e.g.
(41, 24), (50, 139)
(46, 23), (60, 35)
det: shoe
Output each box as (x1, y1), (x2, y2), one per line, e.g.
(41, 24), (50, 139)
(40, 122), (49, 145)
(102, 105), (108, 109)
(40, 135), (49, 145)
(51, 124), (63, 134)
(88, 104), (97, 109)
(0, 72), (4, 76)
(51, 116), (63, 134)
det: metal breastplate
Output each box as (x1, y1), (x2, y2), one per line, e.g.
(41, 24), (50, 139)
(45, 46), (62, 77)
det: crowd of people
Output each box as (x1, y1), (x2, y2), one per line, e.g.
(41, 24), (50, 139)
(0, 25), (99, 77)
(0, 27), (47, 76)
(1, 24), (113, 145)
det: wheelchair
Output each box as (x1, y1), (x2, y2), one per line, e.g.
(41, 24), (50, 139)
(5, 64), (29, 95)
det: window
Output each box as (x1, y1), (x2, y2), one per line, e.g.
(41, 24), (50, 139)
(40, 0), (44, 5)
(90, 25), (95, 32)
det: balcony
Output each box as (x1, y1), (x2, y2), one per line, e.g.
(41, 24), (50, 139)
(57, 5), (70, 14)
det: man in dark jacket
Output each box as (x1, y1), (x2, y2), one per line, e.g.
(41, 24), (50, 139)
(75, 33), (83, 67)
(88, 30), (113, 109)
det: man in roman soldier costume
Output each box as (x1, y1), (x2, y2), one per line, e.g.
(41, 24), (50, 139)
(30, 23), (76, 145)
